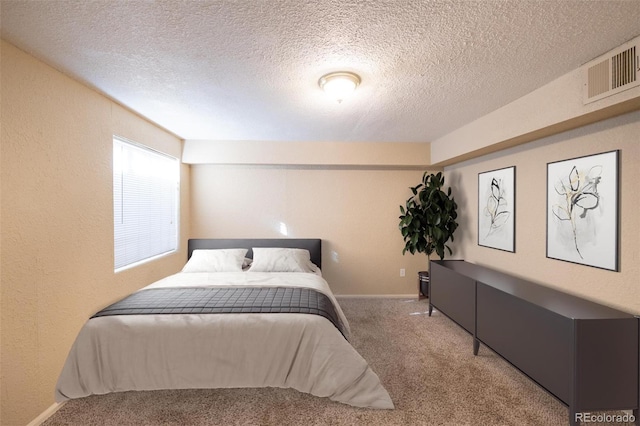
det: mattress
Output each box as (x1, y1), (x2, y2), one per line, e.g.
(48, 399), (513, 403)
(55, 271), (394, 409)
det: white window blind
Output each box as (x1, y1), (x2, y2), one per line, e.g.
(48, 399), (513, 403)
(113, 137), (179, 271)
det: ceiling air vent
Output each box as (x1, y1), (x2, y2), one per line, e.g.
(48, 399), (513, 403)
(583, 36), (639, 104)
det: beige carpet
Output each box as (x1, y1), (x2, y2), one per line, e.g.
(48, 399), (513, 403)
(45, 298), (584, 425)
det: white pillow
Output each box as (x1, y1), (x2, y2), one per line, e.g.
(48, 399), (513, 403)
(182, 249), (248, 273)
(248, 248), (316, 273)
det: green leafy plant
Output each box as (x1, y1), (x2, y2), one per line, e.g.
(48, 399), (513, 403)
(399, 172), (459, 260)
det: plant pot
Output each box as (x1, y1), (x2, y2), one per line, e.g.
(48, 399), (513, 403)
(418, 271), (429, 298)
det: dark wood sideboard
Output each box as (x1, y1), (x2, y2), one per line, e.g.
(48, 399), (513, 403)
(429, 259), (639, 426)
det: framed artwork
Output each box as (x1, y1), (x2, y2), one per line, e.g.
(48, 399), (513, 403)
(546, 150), (619, 271)
(478, 166), (515, 252)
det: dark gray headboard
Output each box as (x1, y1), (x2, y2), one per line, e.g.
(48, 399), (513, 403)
(187, 239), (322, 269)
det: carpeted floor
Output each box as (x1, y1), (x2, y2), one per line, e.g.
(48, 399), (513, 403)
(44, 298), (594, 425)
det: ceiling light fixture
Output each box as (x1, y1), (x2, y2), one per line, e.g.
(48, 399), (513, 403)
(318, 71), (361, 103)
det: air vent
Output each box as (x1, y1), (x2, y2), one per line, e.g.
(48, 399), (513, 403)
(583, 36), (639, 104)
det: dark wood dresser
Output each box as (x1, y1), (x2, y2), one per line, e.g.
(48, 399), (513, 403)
(429, 259), (639, 426)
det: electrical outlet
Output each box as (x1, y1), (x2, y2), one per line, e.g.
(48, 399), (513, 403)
(400, 268), (406, 277)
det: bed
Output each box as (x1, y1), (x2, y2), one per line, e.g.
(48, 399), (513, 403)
(55, 238), (394, 409)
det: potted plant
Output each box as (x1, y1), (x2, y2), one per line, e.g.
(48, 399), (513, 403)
(399, 172), (459, 295)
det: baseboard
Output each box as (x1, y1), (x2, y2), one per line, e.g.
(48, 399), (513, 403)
(336, 294), (419, 299)
(27, 401), (66, 426)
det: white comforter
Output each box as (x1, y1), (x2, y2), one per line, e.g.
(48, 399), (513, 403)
(55, 272), (394, 409)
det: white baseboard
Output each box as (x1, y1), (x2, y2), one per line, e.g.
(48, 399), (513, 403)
(27, 401), (66, 426)
(336, 294), (419, 299)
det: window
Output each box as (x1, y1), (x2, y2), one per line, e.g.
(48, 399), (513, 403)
(113, 136), (179, 271)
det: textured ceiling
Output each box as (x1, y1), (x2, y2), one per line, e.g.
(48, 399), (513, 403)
(2, 1), (640, 143)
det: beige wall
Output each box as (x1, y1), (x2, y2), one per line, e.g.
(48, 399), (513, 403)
(190, 165), (429, 295)
(445, 110), (640, 315)
(431, 60), (640, 166)
(0, 40), (190, 425)
(183, 140), (430, 167)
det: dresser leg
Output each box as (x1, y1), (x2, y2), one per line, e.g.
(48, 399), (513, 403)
(570, 408), (578, 426)
(633, 408), (638, 425)
(428, 303), (433, 316)
(473, 338), (479, 356)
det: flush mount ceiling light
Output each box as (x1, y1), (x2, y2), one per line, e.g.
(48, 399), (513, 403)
(318, 71), (361, 103)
